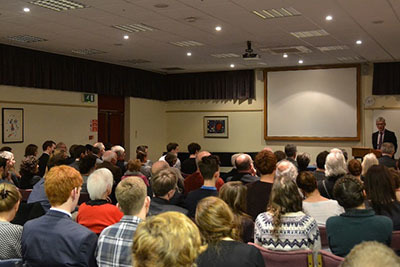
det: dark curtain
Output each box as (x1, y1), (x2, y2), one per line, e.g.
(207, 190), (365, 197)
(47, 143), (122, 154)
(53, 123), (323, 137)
(0, 44), (254, 101)
(373, 62), (400, 95)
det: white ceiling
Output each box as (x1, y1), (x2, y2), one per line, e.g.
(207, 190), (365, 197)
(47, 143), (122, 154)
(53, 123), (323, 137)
(0, 0), (399, 73)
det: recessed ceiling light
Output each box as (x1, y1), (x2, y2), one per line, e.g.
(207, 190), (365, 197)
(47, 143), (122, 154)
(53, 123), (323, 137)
(230, 64), (235, 68)
(23, 7), (30, 12)
(283, 53), (288, 58)
(298, 59), (304, 64)
(123, 35), (129, 40)
(187, 52), (192, 56)
(215, 26), (222, 31)
(326, 15), (333, 21)
(29, 0), (87, 12)
(356, 40), (362, 45)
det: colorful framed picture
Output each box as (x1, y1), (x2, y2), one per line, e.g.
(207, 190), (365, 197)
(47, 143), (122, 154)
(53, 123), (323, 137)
(2, 108), (24, 143)
(204, 116), (228, 138)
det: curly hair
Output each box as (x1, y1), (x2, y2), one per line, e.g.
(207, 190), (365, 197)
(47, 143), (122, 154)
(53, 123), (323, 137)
(20, 156), (39, 176)
(255, 150), (277, 175)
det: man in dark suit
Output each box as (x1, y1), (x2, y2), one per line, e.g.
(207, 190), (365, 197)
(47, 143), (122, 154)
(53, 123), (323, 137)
(22, 165), (97, 267)
(378, 142), (397, 169)
(37, 140), (55, 177)
(373, 117), (397, 153)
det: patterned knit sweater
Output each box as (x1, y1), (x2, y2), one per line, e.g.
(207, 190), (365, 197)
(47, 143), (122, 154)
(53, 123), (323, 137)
(254, 211), (321, 251)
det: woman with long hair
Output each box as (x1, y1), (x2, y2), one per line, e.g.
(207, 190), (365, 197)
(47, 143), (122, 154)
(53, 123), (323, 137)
(219, 181), (254, 243)
(195, 196), (264, 267)
(255, 177), (320, 251)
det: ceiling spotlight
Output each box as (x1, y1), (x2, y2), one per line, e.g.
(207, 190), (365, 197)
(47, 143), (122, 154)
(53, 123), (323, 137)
(230, 64), (235, 68)
(187, 52), (192, 56)
(123, 35), (129, 40)
(215, 26), (222, 31)
(356, 40), (362, 45)
(298, 59), (304, 64)
(283, 53), (288, 58)
(325, 15), (333, 21)
(23, 7), (30, 12)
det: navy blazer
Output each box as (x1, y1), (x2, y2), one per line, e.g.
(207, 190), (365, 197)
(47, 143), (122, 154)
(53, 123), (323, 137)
(22, 210), (98, 267)
(372, 129), (397, 153)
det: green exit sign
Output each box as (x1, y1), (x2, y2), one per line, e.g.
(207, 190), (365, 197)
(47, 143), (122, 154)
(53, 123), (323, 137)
(83, 94), (95, 103)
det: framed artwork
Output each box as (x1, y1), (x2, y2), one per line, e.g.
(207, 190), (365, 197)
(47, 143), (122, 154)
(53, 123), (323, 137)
(2, 108), (24, 143)
(204, 116), (228, 138)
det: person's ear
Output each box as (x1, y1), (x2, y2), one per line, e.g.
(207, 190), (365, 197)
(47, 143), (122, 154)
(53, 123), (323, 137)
(145, 196), (151, 209)
(116, 202), (122, 212)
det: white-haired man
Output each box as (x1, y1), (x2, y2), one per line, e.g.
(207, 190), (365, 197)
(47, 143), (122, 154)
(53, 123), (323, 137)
(317, 151), (347, 199)
(373, 117), (397, 153)
(111, 145), (127, 173)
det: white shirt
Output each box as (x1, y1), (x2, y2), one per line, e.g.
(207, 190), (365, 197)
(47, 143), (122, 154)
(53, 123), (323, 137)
(303, 200), (344, 227)
(50, 207), (72, 217)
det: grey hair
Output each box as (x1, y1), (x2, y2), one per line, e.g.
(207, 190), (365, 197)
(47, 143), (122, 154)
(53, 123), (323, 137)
(102, 151), (117, 162)
(275, 160), (298, 182)
(87, 168), (114, 200)
(361, 153), (379, 177)
(231, 153), (242, 168)
(111, 145), (125, 157)
(0, 151), (14, 160)
(376, 117), (386, 123)
(93, 142), (105, 151)
(325, 152), (347, 177)
(381, 142), (395, 154)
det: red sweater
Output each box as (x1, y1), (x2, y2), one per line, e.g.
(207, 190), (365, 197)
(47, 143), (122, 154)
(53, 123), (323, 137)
(77, 200), (123, 234)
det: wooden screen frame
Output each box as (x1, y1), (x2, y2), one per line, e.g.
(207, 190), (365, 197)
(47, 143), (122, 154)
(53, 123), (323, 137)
(264, 64), (361, 141)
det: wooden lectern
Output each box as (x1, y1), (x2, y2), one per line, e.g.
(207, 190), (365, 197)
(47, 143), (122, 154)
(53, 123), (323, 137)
(352, 147), (382, 159)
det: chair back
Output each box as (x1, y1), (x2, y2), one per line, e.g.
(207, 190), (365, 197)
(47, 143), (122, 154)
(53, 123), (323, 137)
(78, 192), (90, 205)
(19, 189), (32, 202)
(0, 258), (23, 267)
(249, 242), (313, 267)
(319, 226), (329, 249)
(316, 250), (344, 267)
(391, 230), (400, 251)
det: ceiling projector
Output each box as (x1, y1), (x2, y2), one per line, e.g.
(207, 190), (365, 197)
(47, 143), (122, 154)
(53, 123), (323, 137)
(242, 40), (260, 60)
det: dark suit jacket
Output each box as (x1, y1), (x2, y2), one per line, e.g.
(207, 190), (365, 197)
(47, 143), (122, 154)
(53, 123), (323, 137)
(372, 129), (397, 153)
(96, 161), (122, 184)
(22, 210), (98, 267)
(148, 197), (188, 216)
(379, 155), (397, 169)
(38, 153), (49, 178)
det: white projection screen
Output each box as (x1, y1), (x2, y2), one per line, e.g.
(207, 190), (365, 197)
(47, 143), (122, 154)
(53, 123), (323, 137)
(264, 65), (360, 141)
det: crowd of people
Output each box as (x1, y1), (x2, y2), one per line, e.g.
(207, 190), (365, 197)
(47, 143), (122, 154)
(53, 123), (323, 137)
(0, 138), (400, 266)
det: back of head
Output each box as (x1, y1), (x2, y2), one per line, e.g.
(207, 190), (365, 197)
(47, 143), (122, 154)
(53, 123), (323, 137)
(152, 169), (177, 197)
(255, 150), (277, 175)
(296, 152), (310, 172)
(166, 142), (178, 152)
(198, 155), (219, 180)
(342, 241), (400, 267)
(316, 151), (329, 169)
(42, 140), (55, 151)
(20, 156), (39, 176)
(275, 160), (298, 182)
(296, 171), (317, 194)
(127, 159), (142, 172)
(136, 151), (147, 163)
(25, 144), (38, 157)
(164, 152), (177, 167)
(69, 144), (78, 157)
(151, 161), (169, 178)
(381, 142), (395, 155)
(102, 150), (117, 163)
(187, 143), (201, 155)
(235, 154), (252, 172)
(132, 211), (203, 267)
(56, 142), (67, 152)
(0, 146), (12, 152)
(284, 144), (297, 158)
(116, 176), (147, 215)
(73, 145), (86, 159)
(389, 168), (400, 190)
(270, 177), (302, 214)
(0, 151), (13, 161)
(136, 145), (148, 154)
(87, 168), (113, 200)
(111, 145), (125, 157)
(0, 183), (21, 212)
(79, 154), (97, 174)
(45, 165), (83, 206)
(333, 175), (364, 209)
(230, 153), (242, 168)
(348, 159), (362, 176)
(195, 196), (238, 244)
(47, 149), (67, 170)
(93, 142), (105, 151)
(219, 181), (247, 215)
(325, 151), (347, 177)
(274, 150), (286, 162)
(361, 153), (379, 176)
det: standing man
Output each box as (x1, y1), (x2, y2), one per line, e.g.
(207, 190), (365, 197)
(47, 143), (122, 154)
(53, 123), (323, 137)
(372, 117), (397, 153)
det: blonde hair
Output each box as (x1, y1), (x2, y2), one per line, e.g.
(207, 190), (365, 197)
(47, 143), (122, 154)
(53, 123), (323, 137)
(361, 153), (378, 177)
(132, 211), (204, 267)
(195, 196), (239, 244)
(115, 176), (146, 215)
(0, 183), (21, 212)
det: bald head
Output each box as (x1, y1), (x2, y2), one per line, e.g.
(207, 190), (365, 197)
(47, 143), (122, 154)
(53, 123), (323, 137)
(275, 160), (298, 182)
(102, 150), (117, 164)
(235, 154), (253, 172)
(151, 160), (169, 177)
(195, 151), (211, 167)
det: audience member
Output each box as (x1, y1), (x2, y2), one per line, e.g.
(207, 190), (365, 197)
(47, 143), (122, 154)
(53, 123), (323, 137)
(96, 176), (150, 267)
(348, 159), (362, 180)
(296, 171), (344, 226)
(93, 142), (105, 158)
(185, 155), (220, 218)
(226, 154), (259, 184)
(97, 150), (122, 184)
(38, 140), (55, 177)
(46, 148), (67, 170)
(159, 142), (181, 170)
(55, 142), (67, 152)
(341, 241), (400, 267)
(164, 152), (178, 167)
(65, 144), (78, 165)
(0, 158), (10, 184)
(136, 145), (152, 168)
(219, 182), (254, 243)
(296, 152), (311, 172)
(24, 144), (38, 158)
(136, 149), (151, 178)
(123, 159), (149, 186)
(379, 142), (397, 169)
(77, 168), (123, 234)
(389, 168), (400, 202)
(221, 153), (241, 181)
(275, 159), (298, 182)
(317, 151), (347, 199)
(0, 183), (22, 259)
(285, 144), (298, 169)
(364, 165), (400, 230)
(254, 176), (320, 251)
(340, 148), (349, 162)
(132, 211), (204, 267)
(148, 169), (188, 216)
(246, 150), (277, 220)
(196, 196), (264, 267)
(181, 142), (201, 175)
(361, 153), (378, 178)
(313, 151), (329, 181)
(0, 151), (19, 186)
(326, 176), (392, 257)
(111, 145), (127, 174)
(19, 156), (41, 189)
(79, 154), (97, 192)
(69, 145), (87, 171)
(22, 166), (98, 266)
(0, 147), (12, 152)
(274, 150), (286, 163)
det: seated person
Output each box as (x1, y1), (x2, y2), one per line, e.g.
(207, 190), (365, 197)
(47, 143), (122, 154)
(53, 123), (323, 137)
(22, 166), (98, 266)
(148, 169), (188, 216)
(77, 168), (123, 234)
(313, 151), (329, 182)
(132, 211), (204, 267)
(226, 154), (259, 184)
(317, 150), (347, 199)
(296, 152), (311, 172)
(296, 171), (344, 226)
(326, 176), (393, 257)
(96, 176), (150, 267)
(378, 142), (397, 169)
(0, 183), (22, 259)
(122, 159), (149, 186)
(19, 156), (41, 189)
(196, 197), (264, 267)
(348, 159), (362, 180)
(255, 176), (320, 251)
(79, 154), (97, 192)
